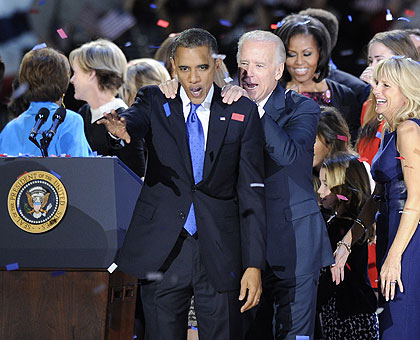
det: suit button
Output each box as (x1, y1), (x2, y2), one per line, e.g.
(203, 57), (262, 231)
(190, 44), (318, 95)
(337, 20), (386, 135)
(179, 212), (186, 219)
(191, 186), (197, 192)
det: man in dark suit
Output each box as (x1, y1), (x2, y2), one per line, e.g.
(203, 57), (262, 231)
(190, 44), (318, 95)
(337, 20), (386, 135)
(232, 30), (334, 339)
(99, 28), (266, 340)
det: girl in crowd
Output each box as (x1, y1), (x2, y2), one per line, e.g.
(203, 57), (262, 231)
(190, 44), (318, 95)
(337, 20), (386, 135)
(274, 15), (360, 142)
(357, 30), (419, 164)
(317, 152), (378, 340)
(69, 39), (146, 178)
(333, 57), (420, 339)
(0, 47), (91, 156)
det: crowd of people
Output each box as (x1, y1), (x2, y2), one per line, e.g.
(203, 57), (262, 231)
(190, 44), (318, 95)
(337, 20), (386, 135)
(0, 5), (420, 340)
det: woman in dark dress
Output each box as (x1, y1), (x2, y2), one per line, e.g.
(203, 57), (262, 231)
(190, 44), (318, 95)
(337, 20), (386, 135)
(332, 57), (420, 339)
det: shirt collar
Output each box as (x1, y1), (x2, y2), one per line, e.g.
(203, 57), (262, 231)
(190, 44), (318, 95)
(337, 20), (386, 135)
(90, 98), (128, 123)
(180, 84), (214, 111)
(256, 90), (273, 118)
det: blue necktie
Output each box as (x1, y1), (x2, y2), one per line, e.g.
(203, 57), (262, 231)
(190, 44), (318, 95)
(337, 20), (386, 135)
(183, 103), (204, 236)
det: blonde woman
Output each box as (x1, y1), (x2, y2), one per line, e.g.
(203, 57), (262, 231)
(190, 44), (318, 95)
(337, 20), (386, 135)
(69, 39), (146, 177)
(332, 57), (420, 340)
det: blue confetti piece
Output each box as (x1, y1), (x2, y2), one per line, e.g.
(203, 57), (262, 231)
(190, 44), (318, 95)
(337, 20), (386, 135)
(32, 42), (47, 50)
(124, 41), (132, 47)
(6, 262), (19, 271)
(150, 4), (156, 9)
(348, 15), (352, 22)
(163, 102), (171, 117)
(230, 271), (235, 278)
(277, 20), (284, 27)
(297, 20), (310, 26)
(50, 169), (61, 179)
(148, 45), (161, 49)
(219, 19), (232, 27)
(329, 59), (337, 70)
(296, 336), (309, 340)
(51, 270), (66, 277)
(397, 17), (411, 22)
(40, 0), (46, 5)
(191, 326), (198, 331)
(376, 131), (382, 139)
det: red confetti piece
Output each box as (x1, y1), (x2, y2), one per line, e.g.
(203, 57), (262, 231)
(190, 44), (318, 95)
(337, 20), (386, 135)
(157, 19), (169, 28)
(405, 9), (416, 17)
(346, 263), (351, 271)
(17, 171), (28, 179)
(56, 28), (68, 39)
(270, 24), (278, 30)
(358, 157), (368, 163)
(232, 113), (245, 122)
(337, 134), (348, 142)
(336, 194), (348, 201)
(395, 156), (406, 160)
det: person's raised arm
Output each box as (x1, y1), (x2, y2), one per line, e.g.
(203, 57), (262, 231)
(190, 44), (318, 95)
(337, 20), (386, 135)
(97, 109), (132, 144)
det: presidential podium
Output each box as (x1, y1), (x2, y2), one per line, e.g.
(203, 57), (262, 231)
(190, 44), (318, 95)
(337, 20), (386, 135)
(0, 157), (142, 340)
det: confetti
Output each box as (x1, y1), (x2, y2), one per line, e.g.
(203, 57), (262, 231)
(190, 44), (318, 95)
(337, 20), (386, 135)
(397, 17), (411, 22)
(163, 102), (171, 117)
(219, 19), (232, 27)
(405, 9), (416, 17)
(150, 4), (157, 9)
(250, 183), (264, 188)
(107, 262), (118, 273)
(346, 263), (351, 271)
(376, 307), (384, 314)
(230, 272), (235, 278)
(296, 336), (309, 340)
(32, 42), (47, 50)
(224, 77), (233, 83)
(270, 24), (278, 30)
(220, 117), (226, 121)
(124, 41), (132, 47)
(386, 9), (393, 21)
(51, 270), (65, 277)
(337, 134), (348, 142)
(395, 156), (406, 160)
(358, 157), (368, 163)
(148, 45), (161, 49)
(330, 59), (337, 70)
(375, 131), (382, 139)
(211, 53), (226, 60)
(6, 262), (19, 271)
(340, 49), (354, 56)
(297, 20), (310, 26)
(336, 194), (348, 201)
(93, 284), (106, 295)
(56, 28), (68, 39)
(49, 169), (61, 179)
(11, 82), (29, 99)
(146, 272), (163, 281)
(40, 0), (46, 5)
(157, 19), (169, 28)
(347, 15), (352, 22)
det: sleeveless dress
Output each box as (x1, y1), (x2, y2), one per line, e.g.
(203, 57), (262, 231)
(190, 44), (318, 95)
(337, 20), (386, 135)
(370, 118), (420, 340)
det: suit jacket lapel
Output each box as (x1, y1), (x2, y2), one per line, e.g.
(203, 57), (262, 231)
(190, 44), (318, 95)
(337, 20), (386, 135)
(165, 94), (194, 179)
(203, 87), (229, 180)
(263, 82), (286, 122)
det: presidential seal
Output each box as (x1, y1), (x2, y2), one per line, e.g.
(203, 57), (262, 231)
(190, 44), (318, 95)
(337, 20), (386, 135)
(7, 170), (68, 233)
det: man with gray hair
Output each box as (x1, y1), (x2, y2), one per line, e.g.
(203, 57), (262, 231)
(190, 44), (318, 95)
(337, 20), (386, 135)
(232, 30), (334, 340)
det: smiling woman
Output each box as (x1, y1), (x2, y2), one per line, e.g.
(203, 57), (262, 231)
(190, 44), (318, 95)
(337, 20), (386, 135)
(275, 15), (361, 142)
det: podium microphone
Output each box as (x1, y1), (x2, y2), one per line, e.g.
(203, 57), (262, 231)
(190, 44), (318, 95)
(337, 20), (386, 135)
(29, 107), (49, 140)
(45, 106), (66, 141)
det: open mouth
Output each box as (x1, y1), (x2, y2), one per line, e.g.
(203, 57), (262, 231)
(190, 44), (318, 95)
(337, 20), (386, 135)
(294, 68), (309, 76)
(189, 86), (203, 98)
(242, 80), (258, 90)
(376, 98), (387, 105)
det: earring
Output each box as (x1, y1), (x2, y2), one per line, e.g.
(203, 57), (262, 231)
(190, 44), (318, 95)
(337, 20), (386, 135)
(61, 93), (66, 109)
(377, 113), (384, 121)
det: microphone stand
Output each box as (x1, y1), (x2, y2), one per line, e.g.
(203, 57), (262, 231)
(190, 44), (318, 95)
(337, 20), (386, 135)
(39, 132), (50, 157)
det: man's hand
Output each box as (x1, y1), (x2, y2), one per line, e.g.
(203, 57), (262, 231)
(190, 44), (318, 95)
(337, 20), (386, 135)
(159, 79), (179, 99)
(239, 267), (262, 313)
(221, 84), (249, 104)
(97, 109), (131, 144)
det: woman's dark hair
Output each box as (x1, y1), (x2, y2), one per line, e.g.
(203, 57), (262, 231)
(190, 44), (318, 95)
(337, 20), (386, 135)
(18, 47), (70, 103)
(318, 106), (352, 154)
(274, 14), (331, 83)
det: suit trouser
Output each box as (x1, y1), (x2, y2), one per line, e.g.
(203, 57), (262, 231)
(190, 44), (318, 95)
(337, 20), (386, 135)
(140, 230), (242, 340)
(245, 264), (319, 340)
